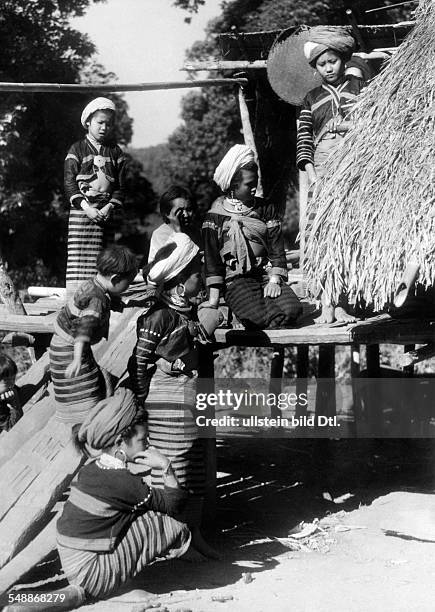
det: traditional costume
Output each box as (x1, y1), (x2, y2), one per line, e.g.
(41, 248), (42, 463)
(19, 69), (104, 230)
(297, 28), (363, 179)
(49, 278), (122, 424)
(65, 98), (127, 297)
(203, 146), (301, 329)
(0, 386), (22, 432)
(56, 389), (190, 599)
(128, 233), (206, 527)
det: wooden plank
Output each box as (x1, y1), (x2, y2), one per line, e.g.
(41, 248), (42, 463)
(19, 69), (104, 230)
(0, 312), (56, 334)
(0, 436), (82, 568)
(0, 513), (59, 595)
(315, 345), (336, 418)
(269, 348), (284, 419)
(15, 351), (50, 406)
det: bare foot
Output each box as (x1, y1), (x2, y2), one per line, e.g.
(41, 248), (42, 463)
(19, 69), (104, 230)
(109, 589), (156, 603)
(191, 529), (221, 560)
(334, 306), (358, 324)
(314, 305), (335, 324)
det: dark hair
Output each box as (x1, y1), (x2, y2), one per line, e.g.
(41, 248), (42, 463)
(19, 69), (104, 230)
(228, 161), (258, 194)
(160, 185), (195, 222)
(0, 354), (18, 380)
(96, 246), (137, 278)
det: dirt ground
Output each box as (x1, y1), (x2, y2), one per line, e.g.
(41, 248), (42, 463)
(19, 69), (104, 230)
(10, 437), (435, 612)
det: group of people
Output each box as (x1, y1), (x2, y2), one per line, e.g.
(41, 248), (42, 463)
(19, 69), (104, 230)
(0, 26), (380, 607)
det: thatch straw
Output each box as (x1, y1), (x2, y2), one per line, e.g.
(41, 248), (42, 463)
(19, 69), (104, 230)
(304, 0), (435, 311)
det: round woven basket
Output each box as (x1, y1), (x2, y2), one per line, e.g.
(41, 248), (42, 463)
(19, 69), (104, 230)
(267, 26), (322, 106)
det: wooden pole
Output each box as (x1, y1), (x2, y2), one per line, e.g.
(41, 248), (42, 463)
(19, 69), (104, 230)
(0, 78), (248, 94)
(0, 255), (26, 315)
(238, 86), (263, 197)
(269, 348), (284, 420)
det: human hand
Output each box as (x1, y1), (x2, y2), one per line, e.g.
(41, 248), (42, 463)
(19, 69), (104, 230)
(134, 447), (170, 471)
(263, 281), (282, 299)
(99, 203), (114, 221)
(65, 359), (82, 378)
(306, 166), (317, 188)
(85, 206), (104, 223)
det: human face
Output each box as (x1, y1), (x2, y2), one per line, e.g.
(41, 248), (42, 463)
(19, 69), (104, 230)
(121, 424), (149, 462)
(108, 270), (137, 295)
(233, 169), (258, 204)
(315, 50), (345, 85)
(87, 110), (114, 143)
(167, 197), (194, 230)
(0, 375), (15, 395)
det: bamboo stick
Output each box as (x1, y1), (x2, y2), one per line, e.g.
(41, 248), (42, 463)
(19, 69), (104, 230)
(0, 78), (248, 94)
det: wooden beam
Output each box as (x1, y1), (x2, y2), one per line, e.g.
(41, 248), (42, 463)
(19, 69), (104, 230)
(183, 60), (267, 71)
(0, 78), (248, 94)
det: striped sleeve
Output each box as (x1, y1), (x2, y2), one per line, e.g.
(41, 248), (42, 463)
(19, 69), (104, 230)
(296, 97), (314, 171)
(64, 142), (85, 209)
(128, 310), (169, 403)
(109, 145), (127, 208)
(202, 213), (225, 287)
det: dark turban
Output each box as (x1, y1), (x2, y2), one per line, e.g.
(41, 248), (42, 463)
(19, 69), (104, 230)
(304, 27), (356, 67)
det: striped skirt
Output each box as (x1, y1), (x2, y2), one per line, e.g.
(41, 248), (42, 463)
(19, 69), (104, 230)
(57, 511), (190, 599)
(225, 273), (302, 330)
(146, 404), (205, 527)
(49, 334), (105, 424)
(66, 209), (115, 298)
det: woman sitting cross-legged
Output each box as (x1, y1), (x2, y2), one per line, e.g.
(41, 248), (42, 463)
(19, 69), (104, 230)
(56, 388), (192, 604)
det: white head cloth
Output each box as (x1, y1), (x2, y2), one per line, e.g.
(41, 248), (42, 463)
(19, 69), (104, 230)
(148, 232), (199, 285)
(81, 97), (116, 128)
(213, 144), (255, 192)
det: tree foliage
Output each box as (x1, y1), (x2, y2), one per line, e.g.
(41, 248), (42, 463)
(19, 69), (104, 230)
(164, 0), (413, 219)
(0, 0), (150, 286)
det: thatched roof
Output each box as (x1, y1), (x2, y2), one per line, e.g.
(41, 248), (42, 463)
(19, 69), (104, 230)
(305, 0), (434, 310)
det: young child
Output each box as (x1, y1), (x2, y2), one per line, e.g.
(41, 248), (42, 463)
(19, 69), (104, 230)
(202, 144), (302, 330)
(148, 185), (200, 263)
(128, 232), (219, 559)
(50, 245), (137, 425)
(65, 97), (127, 298)
(0, 354), (22, 432)
(56, 388), (191, 603)
(297, 28), (365, 324)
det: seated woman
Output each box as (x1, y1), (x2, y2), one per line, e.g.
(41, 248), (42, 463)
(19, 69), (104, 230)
(56, 388), (191, 604)
(202, 144), (302, 330)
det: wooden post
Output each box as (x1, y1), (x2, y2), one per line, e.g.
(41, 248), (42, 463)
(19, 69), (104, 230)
(0, 255), (26, 315)
(238, 86), (263, 196)
(315, 345), (336, 419)
(295, 345), (309, 418)
(350, 343), (361, 435)
(269, 347), (284, 419)
(366, 344), (382, 433)
(299, 170), (309, 272)
(197, 344), (217, 526)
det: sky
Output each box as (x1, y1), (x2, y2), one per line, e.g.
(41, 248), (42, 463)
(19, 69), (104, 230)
(72, 0), (222, 149)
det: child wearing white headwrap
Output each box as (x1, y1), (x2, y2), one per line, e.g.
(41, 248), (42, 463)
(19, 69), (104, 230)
(128, 233), (220, 560)
(64, 97), (127, 298)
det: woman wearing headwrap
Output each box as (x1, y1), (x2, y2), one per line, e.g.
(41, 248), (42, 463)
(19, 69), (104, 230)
(128, 232), (220, 559)
(56, 388), (191, 602)
(202, 144), (302, 329)
(64, 96), (127, 298)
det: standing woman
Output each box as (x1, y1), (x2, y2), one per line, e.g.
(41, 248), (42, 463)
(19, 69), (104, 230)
(128, 233), (219, 559)
(64, 97), (127, 298)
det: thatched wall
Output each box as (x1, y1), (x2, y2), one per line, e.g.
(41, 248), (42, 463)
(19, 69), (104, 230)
(305, 0), (435, 310)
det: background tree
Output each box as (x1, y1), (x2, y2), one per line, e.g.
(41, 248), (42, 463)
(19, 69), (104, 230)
(0, 0), (154, 288)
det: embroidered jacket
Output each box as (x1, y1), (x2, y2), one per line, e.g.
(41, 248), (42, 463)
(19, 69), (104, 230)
(54, 278), (122, 345)
(128, 300), (199, 405)
(202, 196), (288, 287)
(296, 75), (364, 170)
(56, 460), (187, 552)
(64, 137), (127, 210)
